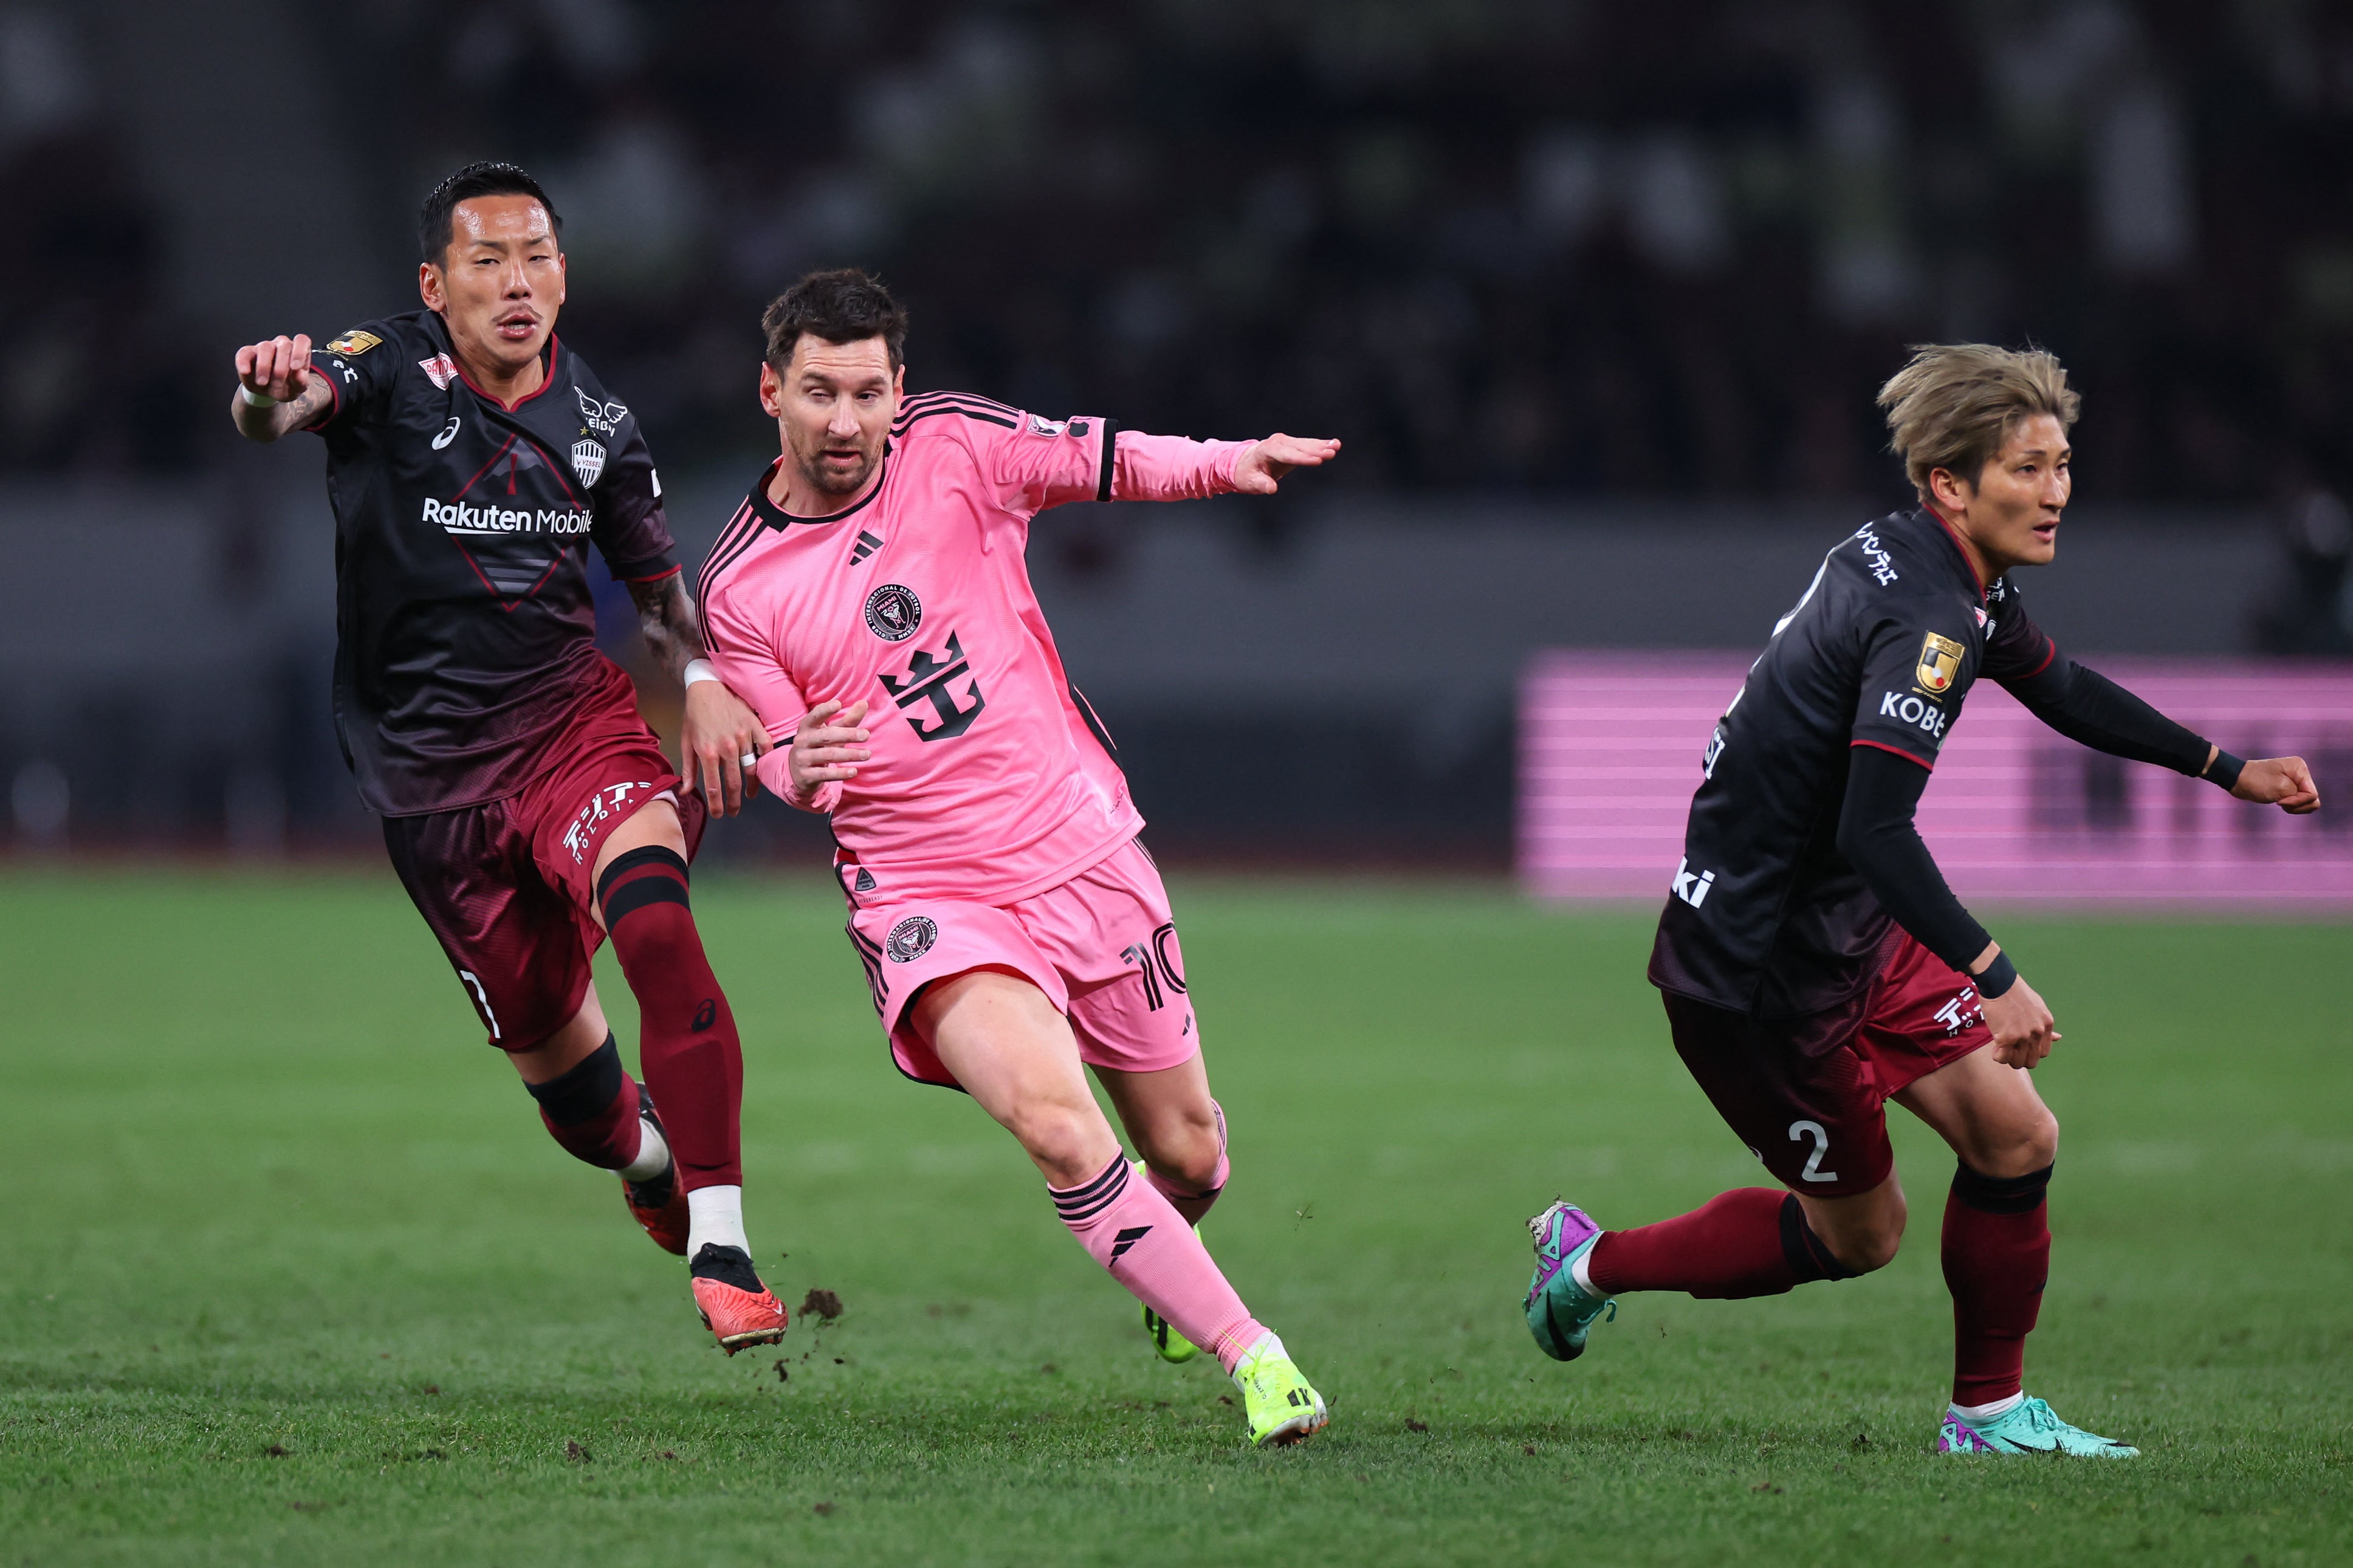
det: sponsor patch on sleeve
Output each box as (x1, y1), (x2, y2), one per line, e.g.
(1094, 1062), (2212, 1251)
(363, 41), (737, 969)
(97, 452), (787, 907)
(326, 329), (382, 356)
(1915, 631), (1965, 694)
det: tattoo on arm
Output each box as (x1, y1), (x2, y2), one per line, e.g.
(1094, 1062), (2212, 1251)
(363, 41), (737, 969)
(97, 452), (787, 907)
(232, 378), (334, 443)
(628, 573), (707, 685)
(275, 380), (334, 437)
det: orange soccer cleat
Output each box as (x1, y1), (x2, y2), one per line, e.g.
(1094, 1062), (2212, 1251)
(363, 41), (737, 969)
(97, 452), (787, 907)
(621, 1099), (690, 1255)
(689, 1244), (790, 1354)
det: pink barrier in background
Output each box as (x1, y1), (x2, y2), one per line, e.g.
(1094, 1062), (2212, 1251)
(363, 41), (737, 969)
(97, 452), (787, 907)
(1519, 652), (2353, 906)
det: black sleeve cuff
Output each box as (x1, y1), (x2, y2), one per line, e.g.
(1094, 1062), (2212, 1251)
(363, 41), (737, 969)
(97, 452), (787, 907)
(2204, 749), (2245, 792)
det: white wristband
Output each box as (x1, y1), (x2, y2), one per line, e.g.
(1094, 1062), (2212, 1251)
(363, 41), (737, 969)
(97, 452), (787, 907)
(682, 659), (720, 688)
(239, 383), (280, 408)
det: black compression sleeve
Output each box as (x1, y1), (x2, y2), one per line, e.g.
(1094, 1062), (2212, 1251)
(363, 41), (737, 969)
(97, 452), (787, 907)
(2000, 655), (2211, 776)
(1836, 744), (1994, 976)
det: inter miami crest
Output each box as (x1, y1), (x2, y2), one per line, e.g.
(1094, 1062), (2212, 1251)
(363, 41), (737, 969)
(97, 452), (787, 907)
(1916, 631), (1965, 694)
(885, 915), (938, 963)
(865, 584), (922, 642)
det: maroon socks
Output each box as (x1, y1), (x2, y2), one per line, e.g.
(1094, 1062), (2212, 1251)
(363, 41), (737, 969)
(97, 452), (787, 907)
(1585, 1188), (1856, 1299)
(1581, 1163), (2053, 1407)
(523, 1033), (642, 1169)
(1943, 1162), (2052, 1406)
(597, 846), (743, 1192)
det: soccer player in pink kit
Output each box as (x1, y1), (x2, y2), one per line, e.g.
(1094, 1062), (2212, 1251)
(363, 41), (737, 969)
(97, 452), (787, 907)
(698, 270), (1339, 1446)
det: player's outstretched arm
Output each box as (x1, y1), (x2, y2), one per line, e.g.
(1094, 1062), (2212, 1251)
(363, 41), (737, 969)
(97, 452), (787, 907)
(2004, 656), (2319, 814)
(229, 335), (333, 442)
(1230, 434), (1342, 495)
(629, 574), (772, 818)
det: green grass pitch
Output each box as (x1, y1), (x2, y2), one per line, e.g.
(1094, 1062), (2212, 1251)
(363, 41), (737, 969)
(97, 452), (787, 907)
(2, 868), (2348, 1566)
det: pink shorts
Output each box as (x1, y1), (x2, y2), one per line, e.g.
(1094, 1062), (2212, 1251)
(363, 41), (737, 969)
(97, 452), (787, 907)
(844, 838), (1198, 1091)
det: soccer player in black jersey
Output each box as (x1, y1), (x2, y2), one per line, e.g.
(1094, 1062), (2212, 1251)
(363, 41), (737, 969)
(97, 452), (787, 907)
(229, 162), (791, 1352)
(1521, 344), (2320, 1456)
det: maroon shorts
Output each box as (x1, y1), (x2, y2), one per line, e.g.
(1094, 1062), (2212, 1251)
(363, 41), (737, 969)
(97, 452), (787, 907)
(381, 683), (706, 1052)
(1663, 930), (1994, 1197)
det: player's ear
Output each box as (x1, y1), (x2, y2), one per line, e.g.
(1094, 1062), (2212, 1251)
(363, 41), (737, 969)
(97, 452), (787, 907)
(891, 361), (905, 399)
(419, 261), (445, 312)
(758, 360), (781, 418)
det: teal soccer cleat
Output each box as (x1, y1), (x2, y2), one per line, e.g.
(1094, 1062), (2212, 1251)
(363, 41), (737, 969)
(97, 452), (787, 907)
(1524, 1200), (1616, 1361)
(1939, 1396), (2139, 1457)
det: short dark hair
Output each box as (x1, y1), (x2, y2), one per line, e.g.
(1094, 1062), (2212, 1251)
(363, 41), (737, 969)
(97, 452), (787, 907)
(418, 161), (563, 265)
(762, 269), (909, 372)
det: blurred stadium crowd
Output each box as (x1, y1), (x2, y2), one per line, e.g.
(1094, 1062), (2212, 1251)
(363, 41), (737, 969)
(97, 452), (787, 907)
(15, 1), (2353, 516)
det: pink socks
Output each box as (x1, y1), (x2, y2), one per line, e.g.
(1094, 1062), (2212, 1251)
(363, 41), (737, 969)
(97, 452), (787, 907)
(1052, 1154), (1265, 1372)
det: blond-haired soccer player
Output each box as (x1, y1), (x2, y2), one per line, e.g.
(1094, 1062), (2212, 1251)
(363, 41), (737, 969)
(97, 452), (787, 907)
(1523, 344), (2319, 1456)
(697, 270), (1341, 1446)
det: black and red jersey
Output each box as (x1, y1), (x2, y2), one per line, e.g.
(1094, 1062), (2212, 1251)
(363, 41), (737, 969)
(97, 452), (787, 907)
(1647, 507), (2056, 1018)
(301, 309), (675, 815)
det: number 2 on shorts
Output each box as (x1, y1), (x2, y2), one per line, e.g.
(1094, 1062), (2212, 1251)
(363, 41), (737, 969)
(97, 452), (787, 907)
(1788, 1118), (1838, 1183)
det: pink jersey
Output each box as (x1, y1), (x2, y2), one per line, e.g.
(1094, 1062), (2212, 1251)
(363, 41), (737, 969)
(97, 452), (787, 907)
(698, 391), (1248, 905)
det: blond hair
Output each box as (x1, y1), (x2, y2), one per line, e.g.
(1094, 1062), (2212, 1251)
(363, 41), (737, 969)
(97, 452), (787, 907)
(1877, 344), (2080, 499)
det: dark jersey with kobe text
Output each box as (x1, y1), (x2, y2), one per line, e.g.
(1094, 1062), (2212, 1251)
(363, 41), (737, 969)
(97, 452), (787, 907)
(1647, 507), (2056, 1018)
(302, 310), (677, 815)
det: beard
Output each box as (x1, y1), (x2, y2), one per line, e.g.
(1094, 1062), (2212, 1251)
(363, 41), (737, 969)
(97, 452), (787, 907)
(791, 431), (884, 498)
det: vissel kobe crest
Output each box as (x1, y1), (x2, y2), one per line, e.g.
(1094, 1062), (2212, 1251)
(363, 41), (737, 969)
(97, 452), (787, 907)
(570, 438), (606, 487)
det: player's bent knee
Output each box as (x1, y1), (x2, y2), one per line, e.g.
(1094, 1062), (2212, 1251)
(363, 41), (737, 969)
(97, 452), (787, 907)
(1005, 1099), (1112, 1176)
(1968, 1108), (2059, 1178)
(1136, 1119), (1221, 1192)
(1840, 1224), (1905, 1273)
(1813, 1188), (1906, 1275)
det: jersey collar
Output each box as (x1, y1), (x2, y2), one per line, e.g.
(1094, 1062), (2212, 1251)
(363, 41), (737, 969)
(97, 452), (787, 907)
(432, 312), (562, 413)
(747, 449), (890, 532)
(1918, 502), (1990, 599)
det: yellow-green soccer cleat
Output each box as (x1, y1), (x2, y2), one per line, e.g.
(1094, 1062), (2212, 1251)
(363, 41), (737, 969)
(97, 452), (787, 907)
(1231, 1335), (1328, 1447)
(1142, 1301), (1200, 1363)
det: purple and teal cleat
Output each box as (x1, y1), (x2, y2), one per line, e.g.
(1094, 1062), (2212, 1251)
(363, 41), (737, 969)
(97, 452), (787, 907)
(1939, 1397), (2138, 1457)
(1524, 1200), (1616, 1361)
